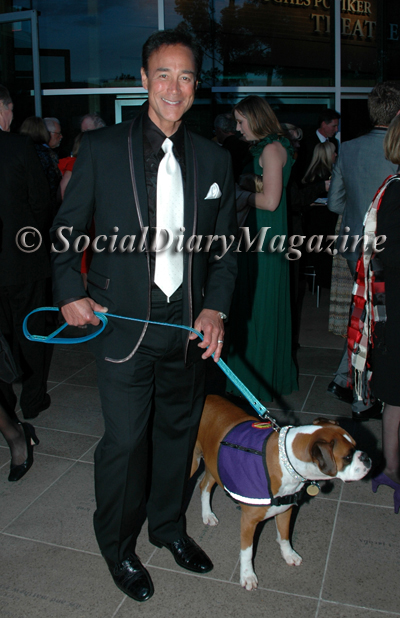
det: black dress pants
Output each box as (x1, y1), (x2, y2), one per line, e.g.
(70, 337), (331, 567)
(0, 278), (50, 419)
(93, 298), (206, 563)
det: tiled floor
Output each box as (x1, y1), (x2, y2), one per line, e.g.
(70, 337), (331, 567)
(1, 289), (399, 618)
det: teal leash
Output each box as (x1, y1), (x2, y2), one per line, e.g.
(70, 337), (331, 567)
(23, 306), (275, 422)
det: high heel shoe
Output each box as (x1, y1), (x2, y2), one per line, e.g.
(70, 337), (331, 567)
(8, 423), (40, 482)
(371, 472), (400, 514)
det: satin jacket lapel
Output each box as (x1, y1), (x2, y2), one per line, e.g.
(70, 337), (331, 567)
(128, 114), (149, 231)
(183, 128), (197, 246)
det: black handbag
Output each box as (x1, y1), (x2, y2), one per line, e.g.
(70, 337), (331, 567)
(0, 331), (19, 383)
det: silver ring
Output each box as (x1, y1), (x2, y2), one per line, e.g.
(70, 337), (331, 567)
(217, 340), (224, 344)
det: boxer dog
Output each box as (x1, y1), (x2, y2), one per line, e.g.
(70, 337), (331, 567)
(191, 395), (371, 591)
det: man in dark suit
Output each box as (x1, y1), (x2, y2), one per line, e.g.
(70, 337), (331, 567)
(0, 85), (52, 421)
(51, 30), (237, 603)
(327, 81), (400, 421)
(296, 109), (340, 183)
(214, 113), (250, 181)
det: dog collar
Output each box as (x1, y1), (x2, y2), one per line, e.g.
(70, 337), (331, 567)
(278, 426), (307, 483)
(278, 426), (320, 496)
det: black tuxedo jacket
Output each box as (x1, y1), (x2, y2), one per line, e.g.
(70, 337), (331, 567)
(51, 113), (238, 363)
(0, 131), (51, 286)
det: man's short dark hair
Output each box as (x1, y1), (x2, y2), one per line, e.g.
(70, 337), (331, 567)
(0, 84), (12, 107)
(214, 113), (236, 134)
(368, 81), (400, 126)
(317, 109), (341, 128)
(142, 29), (203, 81)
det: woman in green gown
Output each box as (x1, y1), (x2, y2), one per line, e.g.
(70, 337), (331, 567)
(226, 96), (298, 403)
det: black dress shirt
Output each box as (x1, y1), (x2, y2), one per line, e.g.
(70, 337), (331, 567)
(142, 114), (186, 292)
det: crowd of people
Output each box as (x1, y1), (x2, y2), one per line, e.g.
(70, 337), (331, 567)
(0, 27), (399, 604)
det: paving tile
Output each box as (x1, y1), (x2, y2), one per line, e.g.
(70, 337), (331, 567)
(267, 374), (315, 412)
(322, 502), (400, 613)
(341, 474), (395, 510)
(0, 535), (123, 618)
(0, 454), (74, 530)
(317, 601), (400, 617)
(0, 444), (10, 468)
(64, 360), (99, 387)
(47, 345), (95, 383)
(5, 461), (98, 553)
(149, 482), (242, 582)
(296, 346), (344, 377)
(115, 567), (318, 618)
(303, 375), (353, 417)
(78, 441), (99, 464)
(32, 391), (104, 437)
(46, 382), (101, 412)
(32, 427), (99, 461)
(230, 497), (338, 598)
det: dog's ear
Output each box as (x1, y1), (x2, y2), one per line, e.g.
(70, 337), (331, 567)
(313, 418), (340, 426)
(311, 440), (337, 476)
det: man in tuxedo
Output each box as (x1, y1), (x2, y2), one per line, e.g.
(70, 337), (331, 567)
(327, 81), (400, 420)
(51, 30), (237, 602)
(0, 85), (52, 420)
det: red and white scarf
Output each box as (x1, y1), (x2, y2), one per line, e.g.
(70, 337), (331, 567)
(347, 174), (400, 402)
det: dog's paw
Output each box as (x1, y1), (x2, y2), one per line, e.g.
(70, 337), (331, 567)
(278, 539), (303, 566)
(240, 571), (258, 591)
(282, 549), (303, 566)
(202, 511), (219, 526)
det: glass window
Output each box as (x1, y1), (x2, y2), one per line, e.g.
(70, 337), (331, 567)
(32, 0), (158, 88)
(166, 0), (336, 87)
(341, 0), (379, 87)
(0, 16), (37, 125)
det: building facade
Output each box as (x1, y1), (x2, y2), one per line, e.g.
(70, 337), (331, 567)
(0, 0), (399, 154)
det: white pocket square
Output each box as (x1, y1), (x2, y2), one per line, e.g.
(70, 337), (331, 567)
(205, 183), (222, 200)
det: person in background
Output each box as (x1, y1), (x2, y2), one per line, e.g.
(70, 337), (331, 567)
(327, 81), (400, 420)
(43, 117), (63, 153)
(80, 113), (106, 132)
(347, 115), (400, 512)
(226, 95), (298, 403)
(213, 112), (250, 181)
(20, 116), (62, 218)
(58, 132), (84, 200)
(0, 329), (39, 482)
(297, 109), (340, 181)
(0, 85), (52, 421)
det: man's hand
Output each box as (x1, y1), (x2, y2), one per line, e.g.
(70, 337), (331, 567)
(61, 297), (108, 327)
(189, 308), (225, 362)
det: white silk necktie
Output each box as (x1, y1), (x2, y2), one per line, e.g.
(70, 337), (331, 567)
(154, 138), (184, 301)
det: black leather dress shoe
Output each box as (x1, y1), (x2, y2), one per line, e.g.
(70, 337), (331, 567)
(105, 553), (154, 602)
(149, 534), (213, 574)
(352, 401), (383, 421)
(327, 381), (353, 404)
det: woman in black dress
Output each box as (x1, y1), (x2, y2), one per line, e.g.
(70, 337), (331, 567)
(367, 115), (400, 513)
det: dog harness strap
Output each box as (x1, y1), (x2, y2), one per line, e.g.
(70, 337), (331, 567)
(220, 441), (263, 456)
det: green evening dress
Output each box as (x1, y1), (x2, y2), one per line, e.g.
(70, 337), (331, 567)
(226, 134), (299, 402)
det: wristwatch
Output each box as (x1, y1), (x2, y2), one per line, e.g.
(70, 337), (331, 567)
(218, 312), (227, 321)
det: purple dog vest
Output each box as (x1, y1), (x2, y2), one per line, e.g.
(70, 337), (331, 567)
(217, 420), (274, 506)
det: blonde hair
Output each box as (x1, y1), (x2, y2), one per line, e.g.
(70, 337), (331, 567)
(234, 95), (284, 140)
(302, 141), (335, 184)
(239, 173), (263, 193)
(383, 114), (400, 165)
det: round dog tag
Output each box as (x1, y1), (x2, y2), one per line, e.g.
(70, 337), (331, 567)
(307, 484), (320, 496)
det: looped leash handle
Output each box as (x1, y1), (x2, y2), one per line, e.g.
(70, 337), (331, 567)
(23, 307), (273, 421)
(23, 307), (108, 345)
